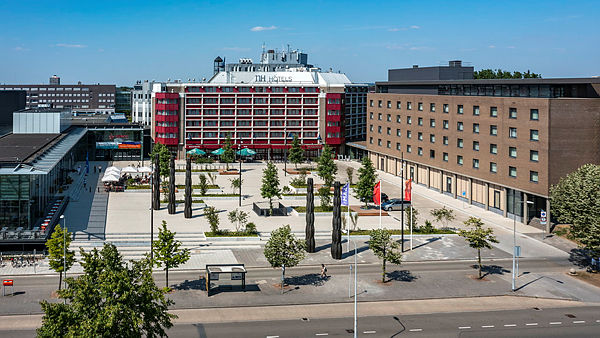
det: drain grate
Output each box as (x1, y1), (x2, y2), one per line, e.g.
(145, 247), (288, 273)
(565, 314), (576, 318)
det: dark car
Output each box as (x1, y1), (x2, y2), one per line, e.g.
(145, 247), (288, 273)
(360, 192), (389, 204)
(381, 198), (411, 211)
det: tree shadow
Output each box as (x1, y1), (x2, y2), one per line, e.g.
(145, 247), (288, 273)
(173, 277), (207, 291)
(470, 264), (510, 278)
(386, 270), (417, 282)
(408, 236), (442, 250)
(569, 248), (590, 268)
(208, 284), (261, 296)
(285, 273), (330, 287)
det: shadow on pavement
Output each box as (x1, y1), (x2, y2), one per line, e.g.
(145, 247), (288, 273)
(285, 273), (330, 287)
(174, 277), (207, 291)
(409, 236), (442, 250)
(386, 270), (418, 282)
(569, 248), (590, 268)
(474, 264), (510, 278)
(341, 244), (370, 259)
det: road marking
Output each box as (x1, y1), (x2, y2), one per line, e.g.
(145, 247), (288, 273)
(481, 325), (495, 328)
(458, 326), (471, 329)
(363, 331), (377, 334)
(504, 324), (517, 327)
(266, 336), (279, 338)
(409, 328), (423, 332)
(550, 322), (562, 325)
(315, 334), (329, 336)
(526, 323), (538, 326)
(573, 320), (585, 324)
(596, 320), (600, 323)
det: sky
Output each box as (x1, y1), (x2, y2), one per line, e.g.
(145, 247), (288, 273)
(0, 0), (598, 86)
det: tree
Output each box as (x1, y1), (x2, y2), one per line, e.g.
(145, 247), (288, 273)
(263, 225), (306, 285)
(318, 186), (332, 211)
(431, 207), (455, 229)
(198, 173), (209, 196)
(37, 244), (175, 337)
(228, 209), (249, 232)
(458, 217), (499, 279)
(229, 177), (243, 194)
(261, 162), (281, 215)
(221, 134), (236, 170)
(346, 167), (354, 185)
(369, 229), (402, 283)
(207, 172), (217, 186)
(152, 221), (190, 289)
(354, 156), (377, 207)
(288, 135), (304, 169)
(204, 206), (220, 234)
(474, 68), (541, 79)
(46, 224), (75, 290)
(150, 142), (171, 179)
(317, 144), (337, 187)
(550, 164), (600, 262)
(404, 206), (419, 228)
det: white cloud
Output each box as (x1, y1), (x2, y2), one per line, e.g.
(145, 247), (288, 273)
(55, 43), (87, 48)
(98, 48), (105, 52)
(250, 25), (277, 32)
(388, 28), (403, 32)
(410, 25), (420, 29)
(388, 25), (421, 32)
(488, 45), (496, 49)
(507, 46), (516, 49)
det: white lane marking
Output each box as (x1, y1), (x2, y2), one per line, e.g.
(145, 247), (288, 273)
(458, 326), (471, 329)
(363, 331), (377, 334)
(266, 336), (279, 338)
(573, 320), (585, 324)
(550, 322), (562, 325)
(481, 325), (495, 328)
(526, 323), (538, 326)
(504, 324), (517, 327)
(409, 328), (423, 332)
(315, 334), (329, 336)
(596, 320), (600, 323)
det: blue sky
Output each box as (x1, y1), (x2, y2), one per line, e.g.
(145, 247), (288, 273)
(1, 0), (598, 86)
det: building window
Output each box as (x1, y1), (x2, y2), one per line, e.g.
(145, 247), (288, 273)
(396, 115), (401, 123)
(417, 102), (423, 111)
(370, 125), (374, 132)
(509, 108), (517, 119)
(530, 150), (539, 162)
(443, 152), (448, 162)
(443, 120), (449, 129)
(396, 129), (401, 137)
(387, 140), (391, 148)
(378, 126), (382, 133)
(509, 166), (517, 178)
(418, 117), (423, 126)
(530, 109), (539, 120)
(473, 123), (480, 133)
(457, 122), (464, 131)
(473, 106), (480, 116)
(509, 127), (517, 138)
(418, 132), (423, 141)
(457, 155), (463, 165)
(530, 171), (539, 183)
(370, 112), (373, 119)
(490, 162), (497, 173)
(407, 145), (412, 153)
(490, 106), (498, 117)
(443, 104), (449, 113)
(396, 142), (401, 150)
(443, 136), (449, 145)
(369, 100), (373, 107)
(407, 116), (412, 124)
(387, 101), (391, 108)
(369, 137), (373, 144)
(457, 138), (463, 148)
(473, 141), (479, 151)
(387, 114), (391, 122)
(378, 100), (382, 108)
(457, 105), (463, 114)
(509, 147), (517, 158)
(378, 113), (382, 120)
(430, 134), (435, 143)
(473, 159), (479, 169)
(387, 127), (391, 135)
(397, 101), (401, 109)
(407, 130), (412, 139)
(490, 143), (498, 154)
(418, 147), (423, 156)
(430, 119), (436, 127)
(490, 125), (498, 136)
(430, 103), (436, 112)
(530, 129), (539, 141)
(378, 139), (382, 146)
(430, 149), (435, 158)
(407, 102), (412, 110)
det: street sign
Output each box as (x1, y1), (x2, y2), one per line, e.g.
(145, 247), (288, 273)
(462, 191), (466, 197)
(540, 210), (547, 225)
(514, 246), (521, 257)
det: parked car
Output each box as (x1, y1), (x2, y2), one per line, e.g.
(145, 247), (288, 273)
(381, 198), (411, 211)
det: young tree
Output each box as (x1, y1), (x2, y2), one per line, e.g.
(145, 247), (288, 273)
(346, 167), (354, 185)
(150, 142), (171, 179)
(46, 224), (75, 290)
(288, 135), (304, 169)
(318, 186), (332, 211)
(204, 206), (220, 234)
(221, 134), (236, 170)
(550, 164), (600, 262)
(152, 221), (190, 289)
(431, 207), (455, 229)
(458, 217), (499, 279)
(207, 172), (217, 186)
(317, 144), (337, 187)
(229, 177), (243, 194)
(354, 157), (377, 207)
(369, 229), (402, 283)
(38, 244), (175, 337)
(198, 173), (209, 196)
(261, 162), (281, 215)
(228, 209), (249, 232)
(404, 206), (419, 228)
(263, 225), (306, 286)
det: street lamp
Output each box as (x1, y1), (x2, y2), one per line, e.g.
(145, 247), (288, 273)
(238, 140), (243, 207)
(60, 214), (67, 302)
(316, 134), (323, 162)
(284, 132), (293, 176)
(512, 191), (534, 291)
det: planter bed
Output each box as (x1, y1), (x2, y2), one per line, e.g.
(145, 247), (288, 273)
(204, 232), (259, 238)
(218, 169), (239, 175)
(175, 169), (218, 173)
(349, 229), (456, 235)
(292, 206), (350, 213)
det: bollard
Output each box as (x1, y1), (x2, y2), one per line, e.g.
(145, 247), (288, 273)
(2, 280), (14, 296)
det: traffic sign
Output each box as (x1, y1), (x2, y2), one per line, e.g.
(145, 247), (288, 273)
(540, 210), (547, 225)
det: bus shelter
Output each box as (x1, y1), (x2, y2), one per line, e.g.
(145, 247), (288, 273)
(206, 264), (247, 296)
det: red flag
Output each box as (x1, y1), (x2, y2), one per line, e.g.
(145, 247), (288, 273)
(404, 179), (412, 202)
(373, 181), (381, 205)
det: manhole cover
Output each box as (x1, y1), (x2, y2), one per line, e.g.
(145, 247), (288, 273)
(565, 314), (576, 318)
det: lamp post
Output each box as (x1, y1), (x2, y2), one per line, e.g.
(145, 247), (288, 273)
(150, 141), (154, 263)
(59, 214), (67, 303)
(238, 141), (243, 207)
(400, 152), (405, 252)
(316, 134), (323, 162)
(284, 129), (288, 176)
(511, 190), (534, 291)
(350, 237), (358, 338)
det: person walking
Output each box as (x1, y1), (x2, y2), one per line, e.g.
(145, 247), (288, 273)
(320, 264), (327, 279)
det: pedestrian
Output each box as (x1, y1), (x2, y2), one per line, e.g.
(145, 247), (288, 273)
(97, 187), (100, 192)
(320, 264), (327, 278)
(94, 166), (96, 173)
(99, 165), (102, 173)
(83, 178), (87, 188)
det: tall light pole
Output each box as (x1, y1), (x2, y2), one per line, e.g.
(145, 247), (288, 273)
(150, 141), (154, 263)
(512, 190), (533, 291)
(60, 214), (67, 303)
(238, 141), (243, 207)
(284, 129), (288, 176)
(352, 237), (358, 337)
(400, 152), (405, 252)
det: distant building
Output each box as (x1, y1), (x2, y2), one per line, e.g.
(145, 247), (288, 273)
(132, 80), (165, 126)
(387, 60), (474, 83)
(0, 90), (26, 135)
(49, 75), (60, 85)
(115, 87), (132, 115)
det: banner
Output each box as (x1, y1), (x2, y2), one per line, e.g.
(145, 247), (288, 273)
(404, 179), (412, 202)
(341, 183), (349, 206)
(373, 181), (381, 205)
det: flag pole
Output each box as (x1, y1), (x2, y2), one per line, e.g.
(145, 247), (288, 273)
(379, 180), (382, 229)
(410, 204), (413, 250)
(346, 182), (350, 253)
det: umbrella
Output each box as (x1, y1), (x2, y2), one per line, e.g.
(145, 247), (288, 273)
(138, 166), (152, 173)
(101, 174), (120, 182)
(106, 166), (120, 172)
(187, 148), (206, 156)
(211, 148), (225, 155)
(236, 148), (256, 156)
(121, 166), (138, 173)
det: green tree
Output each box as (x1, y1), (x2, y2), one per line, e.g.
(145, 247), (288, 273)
(458, 217), (499, 278)
(152, 221), (190, 289)
(288, 135), (304, 169)
(228, 209), (249, 232)
(151, 142), (171, 179)
(368, 229), (403, 283)
(318, 186), (332, 211)
(229, 177), (243, 194)
(550, 164), (600, 261)
(430, 207), (455, 229)
(204, 206), (220, 234)
(354, 157), (377, 207)
(221, 134), (236, 170)
(263, 225), (306, 285)
(346, 167), (354, 185)
(261, 162), (281, 215)
(317, 144), (337, 187)
(46, 224), (75, 290)
(207, 172), (217, 186)
(198, 173), (209, 196)
(37, 244), (175, 337)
